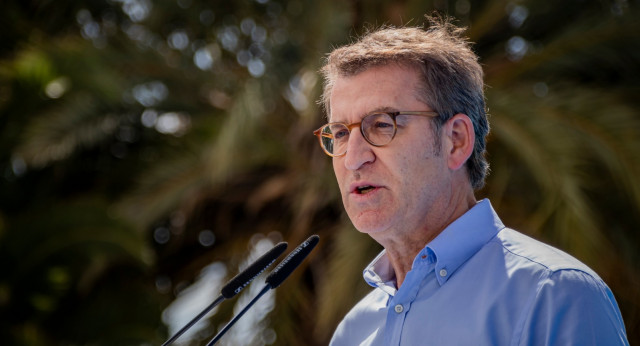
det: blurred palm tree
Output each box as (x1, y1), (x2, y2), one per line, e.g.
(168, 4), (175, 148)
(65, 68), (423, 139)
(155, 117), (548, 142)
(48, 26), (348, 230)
(0, 0), (638, 345)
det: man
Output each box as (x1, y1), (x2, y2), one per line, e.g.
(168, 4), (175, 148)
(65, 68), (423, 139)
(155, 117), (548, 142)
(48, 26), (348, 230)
(314, 17), (629, 345)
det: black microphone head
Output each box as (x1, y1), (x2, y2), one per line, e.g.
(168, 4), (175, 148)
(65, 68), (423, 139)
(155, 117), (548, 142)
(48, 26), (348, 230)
(220, 242), (288, 299)
(265, 235), (319, 289)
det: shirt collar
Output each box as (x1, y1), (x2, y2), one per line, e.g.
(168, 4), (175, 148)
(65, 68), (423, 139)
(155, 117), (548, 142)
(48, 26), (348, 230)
(363, 199), (505, 290)
(363, 249), (398, 295)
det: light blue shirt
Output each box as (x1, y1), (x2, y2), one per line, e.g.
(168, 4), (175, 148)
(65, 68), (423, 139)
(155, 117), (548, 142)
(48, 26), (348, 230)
(330, 199), (628, 345)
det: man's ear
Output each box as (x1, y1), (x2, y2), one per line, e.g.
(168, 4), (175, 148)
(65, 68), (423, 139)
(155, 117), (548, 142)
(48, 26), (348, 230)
(445, 113), (474, 171)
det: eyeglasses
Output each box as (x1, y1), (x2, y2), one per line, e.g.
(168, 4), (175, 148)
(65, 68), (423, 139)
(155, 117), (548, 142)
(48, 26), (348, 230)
(313, 111), (439, 157)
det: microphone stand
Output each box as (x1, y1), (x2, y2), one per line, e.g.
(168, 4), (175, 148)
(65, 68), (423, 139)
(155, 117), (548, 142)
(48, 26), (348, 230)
(206, 285), (271, 345)
(161, 295), (225, 346)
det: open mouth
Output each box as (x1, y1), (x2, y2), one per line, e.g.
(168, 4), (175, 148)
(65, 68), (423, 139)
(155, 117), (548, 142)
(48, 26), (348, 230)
(356, 185), (376, 194)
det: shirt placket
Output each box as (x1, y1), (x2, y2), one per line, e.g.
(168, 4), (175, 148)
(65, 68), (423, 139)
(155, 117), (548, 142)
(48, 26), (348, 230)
(384, 261), (434, 345)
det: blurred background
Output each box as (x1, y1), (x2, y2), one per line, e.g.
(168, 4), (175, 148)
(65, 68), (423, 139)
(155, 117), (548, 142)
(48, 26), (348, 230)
(1, 0), (639, 345)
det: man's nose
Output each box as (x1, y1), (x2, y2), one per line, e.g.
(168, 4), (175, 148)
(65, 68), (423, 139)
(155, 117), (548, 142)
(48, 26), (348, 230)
(343, 129), (375, 170)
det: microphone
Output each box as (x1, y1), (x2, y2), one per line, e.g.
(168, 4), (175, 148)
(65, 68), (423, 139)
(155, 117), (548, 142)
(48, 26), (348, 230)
(265, 234), (320, 288)
(221, 241), (289, 298)
(206, 235), (320, 345)
(161, 242), (288, 346)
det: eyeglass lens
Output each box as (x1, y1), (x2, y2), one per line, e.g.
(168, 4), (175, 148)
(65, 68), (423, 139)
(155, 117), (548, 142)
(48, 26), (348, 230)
(321, 113), (396, 155)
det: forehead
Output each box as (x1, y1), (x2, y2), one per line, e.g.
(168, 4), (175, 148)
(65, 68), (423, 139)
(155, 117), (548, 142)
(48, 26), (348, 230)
(328, 64), (425, 122)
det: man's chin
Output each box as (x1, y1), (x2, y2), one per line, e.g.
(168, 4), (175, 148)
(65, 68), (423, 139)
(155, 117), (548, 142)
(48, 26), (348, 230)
(349, 211), (392, 236)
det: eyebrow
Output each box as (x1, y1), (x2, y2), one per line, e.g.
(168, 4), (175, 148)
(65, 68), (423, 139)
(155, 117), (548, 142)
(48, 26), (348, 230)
(331, 106), (400, 123)
(367, 106), (399, 114)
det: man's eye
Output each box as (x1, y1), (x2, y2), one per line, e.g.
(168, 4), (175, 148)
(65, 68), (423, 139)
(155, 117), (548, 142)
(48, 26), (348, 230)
(374, 121), (394, 128)
(333, 129), (349, 139)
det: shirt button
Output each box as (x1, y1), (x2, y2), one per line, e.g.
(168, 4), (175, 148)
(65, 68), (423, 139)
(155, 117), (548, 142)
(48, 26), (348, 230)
(439, 269), (448, 277)
(394, 304), (404, 313)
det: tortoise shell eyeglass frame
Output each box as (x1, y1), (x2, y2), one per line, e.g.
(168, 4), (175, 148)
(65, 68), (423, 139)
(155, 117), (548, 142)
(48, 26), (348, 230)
(313, 111), (439, 157)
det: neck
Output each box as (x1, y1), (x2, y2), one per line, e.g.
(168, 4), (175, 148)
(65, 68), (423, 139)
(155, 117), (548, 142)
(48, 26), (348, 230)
(376, 189), (476, 288)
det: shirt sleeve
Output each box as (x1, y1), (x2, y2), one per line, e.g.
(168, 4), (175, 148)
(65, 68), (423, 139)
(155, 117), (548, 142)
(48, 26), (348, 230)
(517, 269), (629, 346)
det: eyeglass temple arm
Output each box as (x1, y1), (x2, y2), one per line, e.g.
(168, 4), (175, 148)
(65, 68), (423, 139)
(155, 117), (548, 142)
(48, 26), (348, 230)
(313, 129), (334, 139)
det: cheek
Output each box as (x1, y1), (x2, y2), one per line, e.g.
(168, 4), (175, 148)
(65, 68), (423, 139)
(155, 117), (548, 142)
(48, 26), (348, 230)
(393, 151), (424, 180)
(394, 149), (442, 193)
(332, 159), (340, 177)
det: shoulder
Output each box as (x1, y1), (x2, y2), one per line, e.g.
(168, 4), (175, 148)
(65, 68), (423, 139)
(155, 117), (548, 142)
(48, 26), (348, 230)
(487, 229), (628, 345)
(491, 227), (600, 278)
(477, 227), (618, 315)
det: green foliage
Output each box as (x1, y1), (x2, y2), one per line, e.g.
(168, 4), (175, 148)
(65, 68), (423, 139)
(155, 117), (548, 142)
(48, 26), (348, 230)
(1, 0), (639, 345)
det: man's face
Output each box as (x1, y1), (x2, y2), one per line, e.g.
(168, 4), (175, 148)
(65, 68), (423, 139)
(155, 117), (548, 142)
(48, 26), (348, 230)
(329, 64), (454, 241)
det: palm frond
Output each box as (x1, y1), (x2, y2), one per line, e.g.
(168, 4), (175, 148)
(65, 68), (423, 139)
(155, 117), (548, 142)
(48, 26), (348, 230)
(16, 93), (120, 167)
